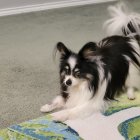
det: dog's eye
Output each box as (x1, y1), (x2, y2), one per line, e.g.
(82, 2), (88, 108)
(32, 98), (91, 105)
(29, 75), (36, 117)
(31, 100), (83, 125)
(75, 71), (80, 78)
(65, 69), (69, 74)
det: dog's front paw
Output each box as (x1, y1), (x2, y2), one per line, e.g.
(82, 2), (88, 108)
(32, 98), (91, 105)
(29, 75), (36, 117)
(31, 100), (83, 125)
(40, 104), (52, 112)
(127, 88), (135, 100)
(51, 110), (69, 122)
(128, 95), (135, 100)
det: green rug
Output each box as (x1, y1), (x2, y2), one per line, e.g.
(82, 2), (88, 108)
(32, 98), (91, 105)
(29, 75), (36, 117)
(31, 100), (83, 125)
(105, 91), (140, 140)
(104, 91), (140, 116)
(0, 115), (83, 140)
(118, 115), (140, 140)
(0, 92), (139, 140)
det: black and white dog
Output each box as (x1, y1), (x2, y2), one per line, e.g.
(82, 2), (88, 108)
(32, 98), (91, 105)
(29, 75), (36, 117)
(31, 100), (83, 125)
(41, 3), (140, 122)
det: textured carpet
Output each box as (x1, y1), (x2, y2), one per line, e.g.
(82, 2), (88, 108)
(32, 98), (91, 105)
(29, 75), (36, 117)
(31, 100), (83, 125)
(0, 0), (140, 129)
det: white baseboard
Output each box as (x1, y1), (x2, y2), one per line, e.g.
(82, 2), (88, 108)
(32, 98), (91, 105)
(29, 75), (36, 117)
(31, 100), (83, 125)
(0, 0), (116, 17)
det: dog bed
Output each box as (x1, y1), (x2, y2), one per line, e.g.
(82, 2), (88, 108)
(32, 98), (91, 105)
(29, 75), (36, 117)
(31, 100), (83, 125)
(0, 91), (140, 140)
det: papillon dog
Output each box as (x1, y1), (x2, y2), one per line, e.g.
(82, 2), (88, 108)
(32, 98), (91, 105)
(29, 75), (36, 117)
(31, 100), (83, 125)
(40, 3), (140, 122)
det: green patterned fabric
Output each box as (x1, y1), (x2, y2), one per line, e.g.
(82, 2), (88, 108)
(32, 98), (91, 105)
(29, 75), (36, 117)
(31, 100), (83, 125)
(118, 115), (140, 140)
(0, 115), (83, 140)
(0, 129), (33, 140)
(104, 91), (140, 116)
(0, 92), (139, 140)
(105, 91), (140, 139)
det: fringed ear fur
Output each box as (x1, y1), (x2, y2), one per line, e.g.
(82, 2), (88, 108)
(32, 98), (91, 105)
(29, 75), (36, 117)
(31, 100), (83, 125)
(53, 42), (71, 61)
(78, 42), (97, 60)
(56, 42), (70, 56)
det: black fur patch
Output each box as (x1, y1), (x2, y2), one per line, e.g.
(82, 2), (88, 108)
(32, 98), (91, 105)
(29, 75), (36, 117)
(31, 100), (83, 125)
(56, 35), (140, 101)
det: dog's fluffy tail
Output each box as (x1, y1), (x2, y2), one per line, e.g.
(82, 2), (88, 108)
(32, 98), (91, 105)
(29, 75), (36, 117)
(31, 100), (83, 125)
(104, 3), (140, 37)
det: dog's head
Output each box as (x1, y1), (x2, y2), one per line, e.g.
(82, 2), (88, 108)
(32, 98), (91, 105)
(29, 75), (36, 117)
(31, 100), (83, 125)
(55, 42), (99, 92)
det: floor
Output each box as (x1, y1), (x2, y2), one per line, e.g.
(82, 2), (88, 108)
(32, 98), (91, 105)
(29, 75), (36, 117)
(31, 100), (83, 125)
(0, 0), (140, 129)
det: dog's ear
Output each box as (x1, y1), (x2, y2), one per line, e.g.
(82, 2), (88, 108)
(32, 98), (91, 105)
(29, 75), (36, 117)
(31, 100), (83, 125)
(78, 42), (97, 60)
(56, 42), (70, 56)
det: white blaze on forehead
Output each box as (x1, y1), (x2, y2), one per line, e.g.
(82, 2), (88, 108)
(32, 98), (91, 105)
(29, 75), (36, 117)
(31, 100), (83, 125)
(68, 56), (77, 69)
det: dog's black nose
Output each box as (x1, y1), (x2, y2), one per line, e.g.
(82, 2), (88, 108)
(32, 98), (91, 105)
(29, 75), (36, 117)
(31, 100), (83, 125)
(66, 79), (72, 86)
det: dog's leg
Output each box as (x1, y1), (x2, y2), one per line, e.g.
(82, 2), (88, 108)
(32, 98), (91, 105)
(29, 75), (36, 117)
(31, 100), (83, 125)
(40, 95), (65, 112)
(127, 87), (135, 100)
(51, 100), (105, 122)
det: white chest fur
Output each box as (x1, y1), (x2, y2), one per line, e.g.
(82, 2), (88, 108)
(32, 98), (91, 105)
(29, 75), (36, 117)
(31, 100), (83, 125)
(65, 81), (92, 108)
